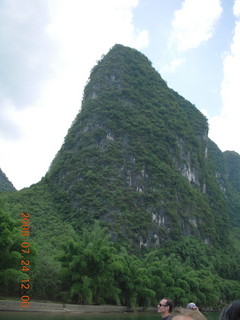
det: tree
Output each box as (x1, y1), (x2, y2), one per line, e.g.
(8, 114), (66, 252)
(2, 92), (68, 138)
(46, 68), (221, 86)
(0, 201), (24, 296)
(60, 221), (121, 304)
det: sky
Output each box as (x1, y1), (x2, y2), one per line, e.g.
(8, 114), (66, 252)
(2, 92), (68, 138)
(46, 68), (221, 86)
(0, 0), (240, 190)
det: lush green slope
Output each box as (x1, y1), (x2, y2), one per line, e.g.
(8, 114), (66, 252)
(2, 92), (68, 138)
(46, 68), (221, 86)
(206, 142), (240, 237)
(1, 44), (240, 307)
(44, 44), (229, 249)
(1, 183), (78, 300)
(223, 151), (240, 235)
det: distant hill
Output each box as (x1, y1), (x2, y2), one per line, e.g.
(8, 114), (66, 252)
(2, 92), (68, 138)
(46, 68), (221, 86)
(0, 168), (15, 192)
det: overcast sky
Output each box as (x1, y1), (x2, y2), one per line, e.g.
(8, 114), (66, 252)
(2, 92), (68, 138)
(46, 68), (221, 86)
(0, 0), (239, 190)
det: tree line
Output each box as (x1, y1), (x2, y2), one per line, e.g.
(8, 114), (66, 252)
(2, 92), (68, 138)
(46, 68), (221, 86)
(1, 205), (240, 309)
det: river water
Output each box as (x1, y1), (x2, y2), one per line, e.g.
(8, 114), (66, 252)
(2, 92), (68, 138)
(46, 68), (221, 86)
(0, 311), (219, 320)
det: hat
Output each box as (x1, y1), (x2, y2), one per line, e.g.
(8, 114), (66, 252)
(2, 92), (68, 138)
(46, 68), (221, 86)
(187, 303), (197, 310)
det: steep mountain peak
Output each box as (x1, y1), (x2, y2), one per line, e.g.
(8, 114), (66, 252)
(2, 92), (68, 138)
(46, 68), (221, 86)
(83, 43), (167, 104)
(1, 44), (240, 306)
(44, 44), (229, 249)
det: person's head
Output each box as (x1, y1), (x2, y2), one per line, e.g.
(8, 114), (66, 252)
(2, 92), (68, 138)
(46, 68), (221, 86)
(187, 303), (198, 311)
(220, 300), (240, 320)
(171, 307), (207, 320)
(157, 297), (174, 317)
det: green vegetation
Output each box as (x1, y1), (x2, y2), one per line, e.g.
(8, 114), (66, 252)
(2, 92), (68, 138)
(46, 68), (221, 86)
(0, 168), (15, 192)
(1, 44), (240, 309)
(59, 221), (240, 308)
(223, 151), (240, 229)
(0, 200), (33, 296)
(207, 142), (240, 240)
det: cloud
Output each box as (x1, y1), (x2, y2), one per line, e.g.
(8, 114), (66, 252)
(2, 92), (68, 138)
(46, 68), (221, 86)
(208, 0), (240, 153)
(0, 0), (56, 144)
(234, 0), (240, 16)
(160, 58), (185, 74)
(169, 0), (222, 52)
(0, 0), (54, 108)
(46, 0), (148, 64)
(0, 99), (21, 139)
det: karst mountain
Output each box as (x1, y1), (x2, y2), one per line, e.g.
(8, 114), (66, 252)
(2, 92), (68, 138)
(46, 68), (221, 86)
(44, 44), (240, 248)
(2, 44), (240, 250)
(1, 43), (240, 306)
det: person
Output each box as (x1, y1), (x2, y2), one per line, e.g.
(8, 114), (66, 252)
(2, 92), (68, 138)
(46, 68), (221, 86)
(220, 300), (240, 320)
(157, 297), (174, 320)
(170, 307), (207, 320)
(187, 302), (199, 311)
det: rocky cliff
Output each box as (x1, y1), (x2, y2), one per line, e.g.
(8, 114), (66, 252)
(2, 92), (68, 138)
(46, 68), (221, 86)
(41, 44), (232, 249)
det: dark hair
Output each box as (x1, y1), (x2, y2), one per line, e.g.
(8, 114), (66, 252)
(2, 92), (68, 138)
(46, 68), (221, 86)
(164, 297), (174, 313)
(220, 300), (240, 320)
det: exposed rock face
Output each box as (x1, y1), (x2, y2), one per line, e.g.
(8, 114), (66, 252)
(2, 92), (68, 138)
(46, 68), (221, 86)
(44, 44), (232, 249)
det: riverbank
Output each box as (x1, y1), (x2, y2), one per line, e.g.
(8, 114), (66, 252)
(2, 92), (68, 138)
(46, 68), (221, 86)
(0, 300), (155, 313)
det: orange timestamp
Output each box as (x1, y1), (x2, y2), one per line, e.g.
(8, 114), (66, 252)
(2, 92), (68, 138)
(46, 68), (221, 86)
(20, 212), (31, 308)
